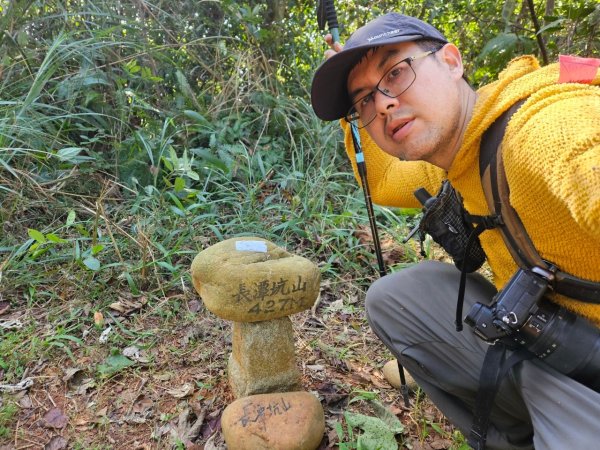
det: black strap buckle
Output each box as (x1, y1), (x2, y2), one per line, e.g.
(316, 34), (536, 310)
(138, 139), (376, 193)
(466, 213), (503, 230)
(468, 429), (487, 450)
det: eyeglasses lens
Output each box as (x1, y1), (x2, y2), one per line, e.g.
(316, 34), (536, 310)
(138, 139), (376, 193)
(346, 60), (417, 129)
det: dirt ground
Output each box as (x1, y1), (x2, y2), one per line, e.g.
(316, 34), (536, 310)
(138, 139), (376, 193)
(0, 281), (460, 450)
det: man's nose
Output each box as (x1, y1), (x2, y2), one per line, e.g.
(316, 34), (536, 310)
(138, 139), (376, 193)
(374, 89), (400, 117)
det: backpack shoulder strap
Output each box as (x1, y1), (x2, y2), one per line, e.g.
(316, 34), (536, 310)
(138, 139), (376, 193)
(479, 100), (600, 303)
(479, 100), (542, 268)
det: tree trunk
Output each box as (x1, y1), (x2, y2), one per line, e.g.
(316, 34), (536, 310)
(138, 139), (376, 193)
(252, 0), (288, 61)
(266, 0), (286, 25)
(545, 0), (555, 20)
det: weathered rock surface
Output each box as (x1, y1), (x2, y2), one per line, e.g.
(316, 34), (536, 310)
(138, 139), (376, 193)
(191, 237), (320, 322)
(221, 391), (325, 450)
(228, 317), (301, 398)
(382, 359), (418, 391)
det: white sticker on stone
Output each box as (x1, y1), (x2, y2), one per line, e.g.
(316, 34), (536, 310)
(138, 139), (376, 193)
(235, 241), (268, 252)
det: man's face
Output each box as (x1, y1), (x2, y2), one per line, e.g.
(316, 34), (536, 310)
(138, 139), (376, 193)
(346, 42), (466, 168)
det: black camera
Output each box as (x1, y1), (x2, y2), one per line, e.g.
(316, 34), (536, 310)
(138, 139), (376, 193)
(465, 268), (549, 344)
(465, 268), (600, 390)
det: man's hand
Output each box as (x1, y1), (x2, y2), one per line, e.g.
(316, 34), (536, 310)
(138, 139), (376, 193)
(324, 33), (343, 60)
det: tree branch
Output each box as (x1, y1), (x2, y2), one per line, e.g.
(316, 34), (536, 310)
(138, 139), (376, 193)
(526, 0), (549, 64)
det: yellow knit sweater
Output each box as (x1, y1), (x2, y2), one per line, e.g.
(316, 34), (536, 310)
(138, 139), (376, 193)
(342, 56), (600, 324)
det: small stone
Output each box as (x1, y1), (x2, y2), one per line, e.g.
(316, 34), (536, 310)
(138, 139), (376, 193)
(228, 317), (301, 398)
(221, 391), (325, 450)
(191, 237), (320, 322)
(382, 360), (418, 391)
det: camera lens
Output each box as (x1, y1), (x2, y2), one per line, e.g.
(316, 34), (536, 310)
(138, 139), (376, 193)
(515, 300), (600, 390)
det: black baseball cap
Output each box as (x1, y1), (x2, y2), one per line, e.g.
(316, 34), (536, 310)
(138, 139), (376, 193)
(311, 13), (448, 121)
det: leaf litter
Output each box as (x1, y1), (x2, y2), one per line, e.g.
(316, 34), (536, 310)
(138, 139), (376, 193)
(2, 276), (457, 449)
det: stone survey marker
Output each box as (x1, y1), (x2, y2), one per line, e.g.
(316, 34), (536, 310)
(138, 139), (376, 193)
(228, 317), (301, 397)
(191, 237), (325, 449)
(191, 237), (321, 322)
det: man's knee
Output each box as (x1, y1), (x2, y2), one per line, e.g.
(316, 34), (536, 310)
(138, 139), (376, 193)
(364, 269), (407, 325)
(365, 261), (446, 317)
(364, 274), (393, 324)
(365, 261), (446, 329)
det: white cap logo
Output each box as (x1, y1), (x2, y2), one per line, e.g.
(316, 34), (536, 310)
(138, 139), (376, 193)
(367, 29), (401, 42)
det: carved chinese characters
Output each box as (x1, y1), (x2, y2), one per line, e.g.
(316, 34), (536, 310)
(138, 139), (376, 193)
(234, 275), (310, 318)
(191, 237), (320, 322)
(221, 391), (325, 450)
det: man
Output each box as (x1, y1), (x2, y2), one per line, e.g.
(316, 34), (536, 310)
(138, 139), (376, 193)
(310, 12), (600, 450)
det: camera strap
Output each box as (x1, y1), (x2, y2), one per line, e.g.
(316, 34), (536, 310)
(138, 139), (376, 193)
(468, 343), (533, 450)
(455, 214), (502, 331)
(479, 100), (600, 304)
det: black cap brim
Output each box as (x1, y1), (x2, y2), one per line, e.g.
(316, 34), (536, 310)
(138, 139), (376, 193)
(311, 34), (429, 121)
(310, 12), (448, 121)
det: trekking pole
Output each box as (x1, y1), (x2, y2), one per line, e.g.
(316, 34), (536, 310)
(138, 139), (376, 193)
(348, 123), (387, 278)
(317, 0), (339, 44)
(317, 0), (410, 407)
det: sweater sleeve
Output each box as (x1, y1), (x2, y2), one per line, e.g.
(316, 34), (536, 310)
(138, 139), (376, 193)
(341, 121), (446, 208)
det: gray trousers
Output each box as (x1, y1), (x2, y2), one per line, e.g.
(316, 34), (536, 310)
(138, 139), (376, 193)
(365, 261), (600, 450)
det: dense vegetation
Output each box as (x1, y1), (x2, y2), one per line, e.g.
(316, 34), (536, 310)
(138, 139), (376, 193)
(0, 0), (598, 448)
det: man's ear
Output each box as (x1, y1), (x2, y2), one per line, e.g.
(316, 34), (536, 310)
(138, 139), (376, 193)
(439, 44), (464, 80)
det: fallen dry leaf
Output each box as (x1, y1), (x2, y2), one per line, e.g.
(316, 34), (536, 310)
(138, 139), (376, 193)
(109, 296), (147, 315)
(1, 377), (34, 393)
(43, 435), (68, 450)
(349, 369), (373, 385)
(63, 367), (82, 382)
(74, 417), (91, 426)
(43, 408), (69, 429)
(19, 395), (33, 409)
(315, 382), (348, 407)
(123, 346), (150, 363)
(188, 299), (201, 312)
(430, 438), (452, 449)
(132, 394), (154, 414)
(369, 373), (390, 389)
(167, 383), (194, 399)
(75, 378), (96, 395)
(387, 404), (403, 416)
(204, 431), (227, 450)
(0, 301), (9, 316)
(123, 346), (140, 358)
(171, 407), (206, 444)
(326, 423), (340, 446)
(98, 326), (112, 343)
(153, 372), (173, 382)
(200, 409), (222, 441)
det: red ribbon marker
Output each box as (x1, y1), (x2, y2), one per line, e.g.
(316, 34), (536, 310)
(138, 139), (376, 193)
(558, 55), (600, 84)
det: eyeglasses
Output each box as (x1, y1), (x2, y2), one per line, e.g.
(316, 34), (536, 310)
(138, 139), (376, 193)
(345, 49), (441, 128)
